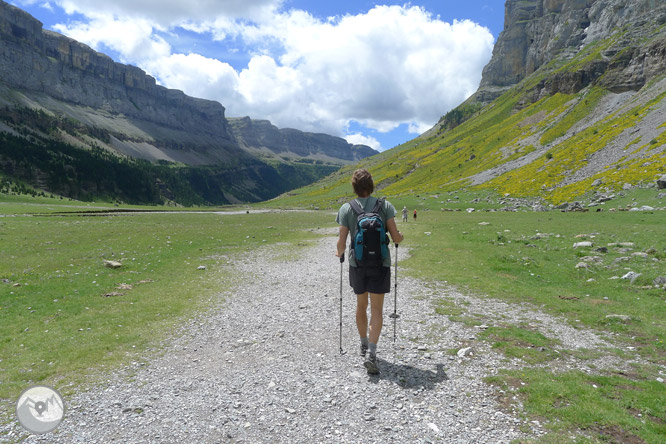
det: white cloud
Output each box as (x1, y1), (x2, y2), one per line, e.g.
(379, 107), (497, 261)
(408, 121), (434, 135)
(143, 53), (242, 104)
(345, 133), (381, 151)
(38, 3), (495, 147)
(25, 0), (283, 25)
(53, 15), (171, 63)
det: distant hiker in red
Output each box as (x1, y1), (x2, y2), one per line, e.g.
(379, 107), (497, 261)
(336, 169), (403, 375)
(413, 209), (417, 221)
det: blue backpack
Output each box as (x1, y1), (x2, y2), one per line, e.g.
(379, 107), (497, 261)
(349, 198), (389, 267)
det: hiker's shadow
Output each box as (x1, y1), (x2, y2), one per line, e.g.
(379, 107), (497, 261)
(369, 360), (449, 390)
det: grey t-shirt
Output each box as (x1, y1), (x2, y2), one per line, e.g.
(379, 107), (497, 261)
(336, 196), (397, 267)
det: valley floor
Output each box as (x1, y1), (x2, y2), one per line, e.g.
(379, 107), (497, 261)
(1, 234), (647, 443)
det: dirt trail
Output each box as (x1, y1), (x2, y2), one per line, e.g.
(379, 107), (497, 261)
(5, 234), (626, 443)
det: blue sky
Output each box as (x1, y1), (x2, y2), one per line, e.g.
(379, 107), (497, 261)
(11, 1), (505, 151)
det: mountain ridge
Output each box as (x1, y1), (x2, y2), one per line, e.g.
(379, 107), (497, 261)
(474, 0), (666, 104)
(276, 0), (666, 209)
(227, 117), (377, 163)
(0, 0), (377, 204)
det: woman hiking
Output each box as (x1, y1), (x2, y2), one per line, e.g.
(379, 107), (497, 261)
(335, 169), (404, 375)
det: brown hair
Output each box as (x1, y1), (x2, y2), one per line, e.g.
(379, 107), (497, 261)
(351, 169), (374, 197)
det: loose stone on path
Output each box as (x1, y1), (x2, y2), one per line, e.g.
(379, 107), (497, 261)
(6, 237), (544, 443)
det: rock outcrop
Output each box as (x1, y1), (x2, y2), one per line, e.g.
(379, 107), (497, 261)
(0, 1), (232, 141)
(228, 117), (377, 163)
(475, 0), (666, 103)
(657, 174), (666, 189)
(0, 0), (375, 167)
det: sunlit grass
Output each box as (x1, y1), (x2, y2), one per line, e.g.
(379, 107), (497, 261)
(396, 209), (665, 442)
(0, 209), (326, 402)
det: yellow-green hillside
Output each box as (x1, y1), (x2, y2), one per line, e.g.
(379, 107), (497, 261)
(268, 29), (666, 209)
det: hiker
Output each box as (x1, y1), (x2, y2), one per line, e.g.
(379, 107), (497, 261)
(335, 169), (404, 375)
(402, 206), (408, 222)
(413, 209), (417, 221)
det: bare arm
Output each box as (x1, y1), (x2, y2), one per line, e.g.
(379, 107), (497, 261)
(336, 225), (349, 257)
(386, 217), (404, 244)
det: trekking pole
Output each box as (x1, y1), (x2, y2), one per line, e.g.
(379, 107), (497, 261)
(389, 243), (400, 343)
(339, 253), (346, 355)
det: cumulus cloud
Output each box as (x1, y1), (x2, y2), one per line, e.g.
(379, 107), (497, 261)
(143, 53), (243, 104)
(31, 2), (495, 150)
(226, 7), (494, 139)
(18, 0), (282, 25)
(53, 15), (171, 63)
(345, 133), (382, 151)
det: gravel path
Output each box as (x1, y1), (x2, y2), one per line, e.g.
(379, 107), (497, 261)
(9, 233), (627, 443)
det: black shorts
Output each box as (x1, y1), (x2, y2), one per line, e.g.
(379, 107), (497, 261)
(349, 266), (391, 295)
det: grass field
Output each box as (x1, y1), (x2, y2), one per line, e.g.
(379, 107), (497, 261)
(2, 193), (665, 442)
(394, 206), (666, 443)
(0, 197), (326, 411)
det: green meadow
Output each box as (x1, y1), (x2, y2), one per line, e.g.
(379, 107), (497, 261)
(0, 198), (323, 407)
(2, 192), (665, 442)
(393, 201), (666, 443)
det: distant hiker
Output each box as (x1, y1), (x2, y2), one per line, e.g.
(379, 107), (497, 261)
(413, 209), (417, 221)
(402, 206), (408, 222)
(336, 169), (404, 375)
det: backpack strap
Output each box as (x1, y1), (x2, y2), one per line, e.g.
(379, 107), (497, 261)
(348, 199), (364, 216)
(350, 198), (383, 216)
(372, 198), (390, 246)
(371, 198), (384, 214)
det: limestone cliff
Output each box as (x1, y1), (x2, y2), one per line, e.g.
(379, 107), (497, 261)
(475, 0), (666, 103)
(0, 1), (233, 146)
(228, 117), (377, 163)
(408, 0), (666, 204)
(0, 0), (375, 168)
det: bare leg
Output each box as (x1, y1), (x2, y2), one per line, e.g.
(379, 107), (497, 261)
(368, 292), (385, 344)
(356, 292), (369, 338)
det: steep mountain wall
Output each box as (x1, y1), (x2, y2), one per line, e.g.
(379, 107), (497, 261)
(476, 0), (666, 102)
(0, 1), (232, 141)
(227, 117), (377, 163)
(363, 0), (666, 208)
(0, 0), (375, 167)
(0, 0), (380, 203)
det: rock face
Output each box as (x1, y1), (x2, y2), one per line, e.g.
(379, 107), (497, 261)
(0, 1), (232, 142)
(228, 117), (377, 163)
(476, 0), (666, 102)
(0, 1), (375, 166)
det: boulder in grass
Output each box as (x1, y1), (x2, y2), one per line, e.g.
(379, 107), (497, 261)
(606, 314), (631, 322)
(103, 260), (122, 269)
(657, 174), (666, 189)
(621, 271), (641, 284)
(457, 347), (473, 357)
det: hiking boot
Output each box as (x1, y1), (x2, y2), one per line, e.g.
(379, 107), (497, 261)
(360, 342), (368, 357)
(364, 353), (380, 375)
